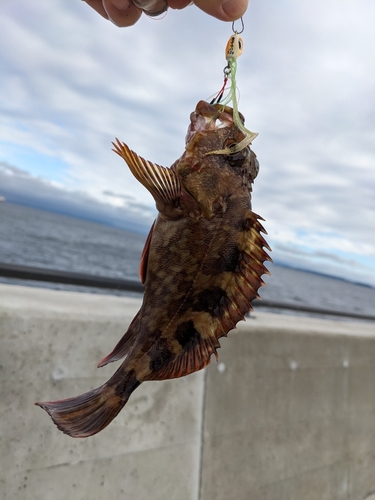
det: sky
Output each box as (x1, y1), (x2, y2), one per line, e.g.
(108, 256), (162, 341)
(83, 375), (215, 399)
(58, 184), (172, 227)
(1, 0), (375, 286)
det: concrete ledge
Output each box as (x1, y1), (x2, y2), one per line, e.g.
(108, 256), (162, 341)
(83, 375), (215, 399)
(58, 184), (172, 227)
(1, 283), (375, 499)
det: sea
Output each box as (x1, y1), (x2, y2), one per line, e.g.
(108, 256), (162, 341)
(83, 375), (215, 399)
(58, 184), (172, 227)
(1, 202), (374, 320)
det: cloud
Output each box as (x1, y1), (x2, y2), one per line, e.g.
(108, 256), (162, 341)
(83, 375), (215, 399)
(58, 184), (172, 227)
(0, 162), (155, 233)
(1, 0), (375, 285)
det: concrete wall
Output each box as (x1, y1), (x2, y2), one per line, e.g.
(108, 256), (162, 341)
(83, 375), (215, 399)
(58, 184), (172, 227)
(1, 283), (375, 500)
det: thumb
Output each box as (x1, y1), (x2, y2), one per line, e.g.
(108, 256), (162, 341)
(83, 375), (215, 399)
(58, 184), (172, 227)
(193, 0), (248, 22)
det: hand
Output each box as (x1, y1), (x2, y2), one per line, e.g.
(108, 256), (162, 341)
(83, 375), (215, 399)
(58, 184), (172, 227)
(83, 0), (248, 27)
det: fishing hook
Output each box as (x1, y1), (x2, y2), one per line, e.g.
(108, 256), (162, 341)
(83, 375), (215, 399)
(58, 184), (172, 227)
(232, 17), (244, 34)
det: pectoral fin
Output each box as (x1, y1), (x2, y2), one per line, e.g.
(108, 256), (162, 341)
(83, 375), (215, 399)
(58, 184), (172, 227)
(112, 139), (180, 207)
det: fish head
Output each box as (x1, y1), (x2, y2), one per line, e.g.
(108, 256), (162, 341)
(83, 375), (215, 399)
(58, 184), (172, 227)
(176, 100), (259, 219)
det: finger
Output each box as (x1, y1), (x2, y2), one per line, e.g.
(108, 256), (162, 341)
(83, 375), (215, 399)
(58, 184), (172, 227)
(193, 0), (248, 22)
(133, 0), (168, 16)
(103, 0), (143, 26)
(167, 0), (192, 9)
(83, 0), (110, 19)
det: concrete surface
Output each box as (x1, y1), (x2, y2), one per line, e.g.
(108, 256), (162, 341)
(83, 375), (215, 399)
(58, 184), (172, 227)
(1, 283), (375, 500)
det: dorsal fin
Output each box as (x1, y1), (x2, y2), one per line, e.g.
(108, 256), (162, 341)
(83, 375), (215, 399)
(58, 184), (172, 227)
(148, 340), (217, 381)
(112, 139), (180, 206)
(145, 320), (221, 381)
(145, 211), (272, 382)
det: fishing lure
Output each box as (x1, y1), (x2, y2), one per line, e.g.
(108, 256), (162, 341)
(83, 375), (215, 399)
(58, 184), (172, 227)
(208, 19), (258, 156)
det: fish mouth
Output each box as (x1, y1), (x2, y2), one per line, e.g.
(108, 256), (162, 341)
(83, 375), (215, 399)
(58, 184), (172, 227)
(185, 100), (244, 145)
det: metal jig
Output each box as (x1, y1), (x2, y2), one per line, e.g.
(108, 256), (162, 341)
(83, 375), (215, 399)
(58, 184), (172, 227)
(225, 33), (244, 61)
(206, 16), (258, 156)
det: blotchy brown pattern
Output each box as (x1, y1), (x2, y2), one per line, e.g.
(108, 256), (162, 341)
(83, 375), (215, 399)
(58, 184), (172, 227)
(35, 101), (271, 437)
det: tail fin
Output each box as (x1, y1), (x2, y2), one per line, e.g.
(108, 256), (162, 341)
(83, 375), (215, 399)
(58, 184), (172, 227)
(35, 385), (124, 438)
(35, 372), (140, 438)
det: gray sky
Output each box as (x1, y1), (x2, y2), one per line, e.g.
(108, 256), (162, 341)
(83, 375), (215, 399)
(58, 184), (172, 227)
(1, 0), (375, 286)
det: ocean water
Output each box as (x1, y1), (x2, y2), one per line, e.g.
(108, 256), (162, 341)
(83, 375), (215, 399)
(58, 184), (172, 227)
(1, 202), (374, 318)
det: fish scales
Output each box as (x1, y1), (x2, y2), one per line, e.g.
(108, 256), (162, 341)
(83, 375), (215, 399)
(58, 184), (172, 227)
(35, 100), (272, 437)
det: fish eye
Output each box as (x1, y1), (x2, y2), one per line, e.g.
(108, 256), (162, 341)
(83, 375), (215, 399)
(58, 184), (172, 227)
(224, 139), (250, 168)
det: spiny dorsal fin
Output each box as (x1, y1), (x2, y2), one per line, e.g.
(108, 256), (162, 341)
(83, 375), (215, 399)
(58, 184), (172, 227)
(112, 139), (180, 206)
(212, 211), (272, 340)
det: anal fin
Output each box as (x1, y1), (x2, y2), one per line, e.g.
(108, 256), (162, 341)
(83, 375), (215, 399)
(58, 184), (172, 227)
(97, 310), (141, 368)
(139, 221), (155, 284)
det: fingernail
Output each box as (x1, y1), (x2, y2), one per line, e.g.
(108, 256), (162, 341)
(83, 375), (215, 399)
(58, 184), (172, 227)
(110, 0), (131, 11)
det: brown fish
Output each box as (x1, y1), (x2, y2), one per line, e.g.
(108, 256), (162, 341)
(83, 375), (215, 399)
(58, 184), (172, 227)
(35, 100), (271, 438)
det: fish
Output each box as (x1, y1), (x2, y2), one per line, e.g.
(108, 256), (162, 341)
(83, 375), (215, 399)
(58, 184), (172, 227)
(35, 100), (272, 438)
